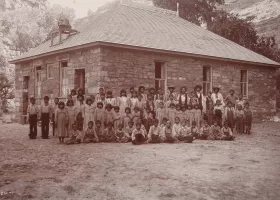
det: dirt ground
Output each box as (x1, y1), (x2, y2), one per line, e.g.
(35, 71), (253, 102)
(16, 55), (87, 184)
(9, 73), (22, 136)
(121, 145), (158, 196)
(0, 122), (280, 200)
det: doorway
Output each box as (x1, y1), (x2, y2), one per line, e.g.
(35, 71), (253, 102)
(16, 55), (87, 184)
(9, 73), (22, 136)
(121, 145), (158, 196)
(74, 69), (85, 91)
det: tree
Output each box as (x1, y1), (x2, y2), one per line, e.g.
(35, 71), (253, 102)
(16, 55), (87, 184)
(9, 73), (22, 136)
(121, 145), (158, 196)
(152, 0), (224, 26)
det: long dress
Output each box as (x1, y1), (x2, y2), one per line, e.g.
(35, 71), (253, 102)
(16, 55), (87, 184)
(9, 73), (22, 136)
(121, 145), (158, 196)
(206, 97), (214, 125)
(244, 108), (253, 134)
(130, 97), (138, 111)
(94, 108), (105, 127)
(113, 112), (122, 131)
(176, 111), (183, 123)
(55, 108), (68, 137)
(193, 108), (202, 130)
(122, 113), (132, 128)
(66, 106), (75, 137)
(74, 101), (85, 131)
(118, 96), (130, 116)
(105, 110), (114, 126)
(84, 104), (95, 131)
(105, 97), (116, 107)
(167, 108), (176, 125)
(156, 108), (166, 125)
(235, 109), (245, 134)
(186, 109), (194, 127)
(225, 107), (235, 131)
(132, 111), (141, 126)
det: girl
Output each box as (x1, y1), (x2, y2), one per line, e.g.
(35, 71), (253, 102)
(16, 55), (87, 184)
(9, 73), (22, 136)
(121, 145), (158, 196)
(84, 121), (99, 143)
(221, 121), (235, 141)
(175, 104), (183, 122)
(225, 89), (238, 107)
(65, 123), (82, 145)
(146, 93), (155, 116)
(130, 91), (138, 111)
(136, 94), (146, 111)
(186, 105), (194, 127)
(122, 107), (132, 129)
(205, 92), (214, 125)
(163, 120), (177, 143)
(236, 93), (246, 109)
(97, 93), (106, 109)
(194, 85), (203, 111)
(103, 122), (117, 142)
(118, 89), (130, 116)
(193, 104), (202, 130)
(52, 97), (59, 136)
(95, 120), (104, 142)
(181, 106), (187, 122)
(124, 120), (134, 141)
(55, 102), (69, 143)
(75, 95), (85, 131)
(128, 87), (135, 98)
(156, 102), (166, 126)
(177, 119), (193, 143)
(177, 86), (189, 107)
(138, 86), (147, 101)
(148, 88), (156, 100)
(105, 91), (116, 107)
(95, 88), (105, 102)
(155, 93), (166, 110)
(132, 122), (147, 145)
(211, 87), (224, 105)
(105, 104), (114, 127)
(94, 102), (105, 127)
(116, 124), (129, 143)
(66, 100), (75, 138)
(244, 102), (253, 135)
(70, 89), (77, 105)
(84, 98), (95, 132)
(235, 104), (245, 134)
(213, 99), (224, 127)
(188, 121), (199, 139)
(209, 120), (222, 140)
(132, 107), (141, 126)
(148, 119), (163, 143)
(200, 120), (211, 140)
(167, 103), (176, 125)
(172, 117), (181, 138)
(144, 108), (154, 133)
(224, 101), (235, 131)
(113, 106), (122, 131)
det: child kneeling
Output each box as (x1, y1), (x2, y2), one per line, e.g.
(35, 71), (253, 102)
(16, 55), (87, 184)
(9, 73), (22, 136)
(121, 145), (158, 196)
(83, 121), (99, 143)
(66, 123), (82, 145)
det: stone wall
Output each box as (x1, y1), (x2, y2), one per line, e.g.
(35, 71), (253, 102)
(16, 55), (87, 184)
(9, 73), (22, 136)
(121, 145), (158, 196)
(14, 45), (277, 121)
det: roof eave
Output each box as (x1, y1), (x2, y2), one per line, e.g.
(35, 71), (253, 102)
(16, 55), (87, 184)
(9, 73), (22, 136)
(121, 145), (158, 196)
(9, 41), (280, 68)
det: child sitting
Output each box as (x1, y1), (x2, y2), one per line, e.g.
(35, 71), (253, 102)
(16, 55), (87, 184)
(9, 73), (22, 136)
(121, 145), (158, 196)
(244, 102), (253, 135)
(103, 122), (117, 142)
(66, 123), (82, 145)
(200, 121), (211, 140)
(113, 106), (122, 131)
(148, 119), (163, 143)
(84, 121), (99, 143)
(163, 120), (177, 143)
(105, 104), (114, 127)
(221, 121), (235, 141)
(116, 124), (129, 143)
(209, 120), (222, 140)
(172, 117), (181, 137)
(124, 120), (134, 141)
(123, 107), (132, 128)
(177, 119), (193, 143)
(95, 120), (104, 142)
(94, 102), (105, 127)
(213, 99), (224, 127)
(132, 123), (147, 145)
(188, 121), (199, 139)
(167, 103), (176, 125)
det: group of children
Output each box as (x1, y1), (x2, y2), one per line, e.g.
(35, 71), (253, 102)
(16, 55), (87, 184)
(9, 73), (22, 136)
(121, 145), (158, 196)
(27, 85), (253, 144)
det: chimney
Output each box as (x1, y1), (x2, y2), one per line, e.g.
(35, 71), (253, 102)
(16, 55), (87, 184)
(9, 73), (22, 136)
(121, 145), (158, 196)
(176, 2), (180, 17)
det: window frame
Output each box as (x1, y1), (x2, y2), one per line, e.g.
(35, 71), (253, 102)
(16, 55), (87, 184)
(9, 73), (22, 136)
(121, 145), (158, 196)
(154, 61), (167, 95)
(46, 63), (55, 79)
(202, 66), (213, 96)
(34, 66), (42, 98)
(240, 69), (248, 98)
(59, 61), (68, 97)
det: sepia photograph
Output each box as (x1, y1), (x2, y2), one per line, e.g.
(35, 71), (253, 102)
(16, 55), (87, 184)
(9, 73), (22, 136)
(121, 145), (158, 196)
(0, 0), (280, 199)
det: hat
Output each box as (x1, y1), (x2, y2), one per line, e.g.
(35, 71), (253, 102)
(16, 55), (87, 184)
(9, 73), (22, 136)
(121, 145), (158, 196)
(168, 85), (175, 89)
(213, 87), (220, 91)
(194, 85), (202, 91)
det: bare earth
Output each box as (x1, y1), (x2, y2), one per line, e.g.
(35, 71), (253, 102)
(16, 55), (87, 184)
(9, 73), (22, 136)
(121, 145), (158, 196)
(0, 122), (280, 200)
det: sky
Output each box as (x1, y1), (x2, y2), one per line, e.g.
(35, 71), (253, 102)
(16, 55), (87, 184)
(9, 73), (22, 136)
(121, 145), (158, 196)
(48, 0), (114, 18)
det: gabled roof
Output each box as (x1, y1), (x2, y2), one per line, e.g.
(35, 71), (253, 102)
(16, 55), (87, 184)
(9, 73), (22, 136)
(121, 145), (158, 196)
(10, 1), (280, 67)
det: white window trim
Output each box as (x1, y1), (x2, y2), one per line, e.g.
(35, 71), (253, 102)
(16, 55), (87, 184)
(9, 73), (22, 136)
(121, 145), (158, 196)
(47, 63), (54, 79)
(154, 62), (167, 95)
(241, 70), (249, 98)
(34, 66), (41, 98)
(59, 62), (68, 97)
(202, 66), (213, 96)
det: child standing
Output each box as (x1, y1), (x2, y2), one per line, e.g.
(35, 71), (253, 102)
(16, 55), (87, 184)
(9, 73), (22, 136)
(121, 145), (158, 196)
(55, 102), (69, 143)
(132, 107), (141, 126)
(129, 91), (138, 111)
(224, 101), (235, 131)
(118, 89), (130, 116)
(52, 97), (59, 136)
(186, 105), (194, 127)
(103, 122), (117, 142)
(209, 120), (222, 140)
(84, 121), (99, 143)
(213, 99), (224, 127)
(177, 119), (193, 143)
(236, 93), (246, 109)
(235, 104), (245, 134)
(166, 94), (178, 108)
(156, 102), (166, 126)
(146, 93), (156, 116)
(27, 97), (39, 139)
(163, 120), (177, 143)
(84, 98), (95, 132)
(65, 123), (82, 145)
(40, 96), (52, 139)
(144, 108), (154, 133)
(70, 89), (77, 105)
(95, 88), (105, 102)
(122, 107), (132, 128)
(105, 91), (116, 107)
(75, 95), (85, 131)
(138, 86), (147, 101)
(66, 100), (75, 138)
(104, 104), (114, 127)
(221, 121), (235, 141)
(244, 102), (253, 134)
(132, 122), (147, 145)
(95, 102), (105, 127)
(148, 119), (163, 143)
(193, 104), (202, 130)
(167, 103), (176, 125)
(113, 106), (122, 131)
(95, 120), (104, 142)
(155, 93), (165, 110)
(205, 92), (214, 125)
(116, 124), (129, 143)
(175, 104), (183, 122)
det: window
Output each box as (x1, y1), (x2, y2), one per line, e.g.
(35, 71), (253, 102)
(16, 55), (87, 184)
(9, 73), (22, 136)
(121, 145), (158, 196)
(240, 70), (248, 97)
(74, 69), (85, 91)
(155, 62), (166, 93)
(47, 64), (54, 79)
(35, 66), (41, 97)
(59, 62), (68, 97)
(23, 76), (29, 90)
(203, 66), (212, 96)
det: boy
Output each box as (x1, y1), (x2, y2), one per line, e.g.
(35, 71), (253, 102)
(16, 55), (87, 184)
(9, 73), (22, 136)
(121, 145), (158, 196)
(162, 120), (177, 143)
(27, 97), (39, 139)
(84, 121), (99, 143)
(172, 117), (181, 138)
(65, 123), (82, 145)
(221, 121), (235, 141)
(177, 119), (193, 143)
(124, 120), (134, 141)
(244, 102), (253, 134)
(40, 96), (53, 139)
(209, 120), (222, 140)
(52, 97), (59, 136)
(132, 122), (147, 145)
(148, 119), (163, 143)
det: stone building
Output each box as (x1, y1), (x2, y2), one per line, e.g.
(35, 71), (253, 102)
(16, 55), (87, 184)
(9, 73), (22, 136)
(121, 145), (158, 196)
(10, 1), (280, 121)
